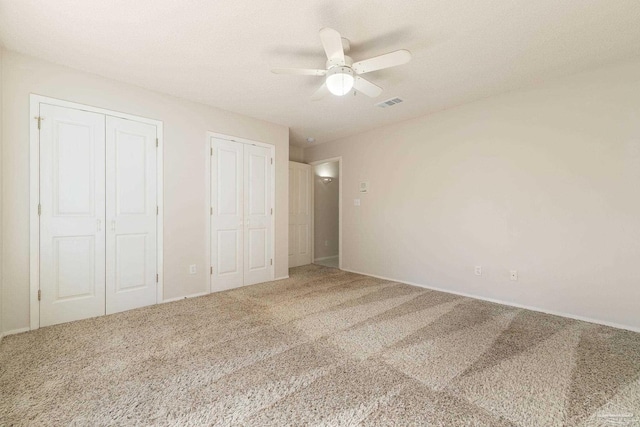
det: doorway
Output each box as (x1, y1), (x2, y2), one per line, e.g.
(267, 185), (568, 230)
(311, 158), (342, 269)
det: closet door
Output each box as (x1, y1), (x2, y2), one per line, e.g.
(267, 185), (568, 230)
(105, 116), (158, 314)
(243, 144), (273, 285)
(288, 161), (312, 268)
(211, 139), (244, 290)
(288, 163), (297, 267)
(39, 104), (106, 327)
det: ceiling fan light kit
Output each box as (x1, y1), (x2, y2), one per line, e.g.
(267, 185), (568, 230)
(326, 67), (354, 96)
(272, 27), (412, 100)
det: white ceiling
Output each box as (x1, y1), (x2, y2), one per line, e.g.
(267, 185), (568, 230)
(2, 1), (640, 147)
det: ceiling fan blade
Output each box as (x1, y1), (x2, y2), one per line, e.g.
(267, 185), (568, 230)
(354, 76), (383, 98)
(311, 83), (328, 101)
(319, 27), (345, 62)
(352, 49), (412, 74)
(271, 68), (326, 76)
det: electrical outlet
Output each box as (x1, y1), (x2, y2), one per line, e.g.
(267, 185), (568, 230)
(510, 270), (518, 281)
(474, 266), (482, 276)
(325, 240), (329, 247)
(189, 264), (197, 275)
(354, 199), (361, 206)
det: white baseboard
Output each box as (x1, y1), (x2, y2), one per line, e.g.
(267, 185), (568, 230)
(314, 255), (339, 262)
(340, 267), (640, 333)
(0, 278), (291, 340)
(1, 327), (31, 338)
(162, 276), (290, 303)
(161, 291), (210, 304)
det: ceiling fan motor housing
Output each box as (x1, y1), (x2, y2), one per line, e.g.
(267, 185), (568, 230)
(326, 55), (353, 69)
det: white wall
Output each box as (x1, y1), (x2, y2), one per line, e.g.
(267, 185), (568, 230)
(1, 50), (289, 334)
(289, 145), (304, 162)
(305, 59), (640, 331)
(313, 162), (339, 260)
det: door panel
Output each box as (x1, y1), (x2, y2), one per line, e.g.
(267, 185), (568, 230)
(248, 228), (267, 270)
(106, 116), (157, 314)
(40, 104), (106, 327)
(298, 224), (310, 257)
(211, 139), (244, 290)
(115, 131), (147, 214)
(54, 236), (96, 299)
(248, 153), (267, 215)
(115, 234), (147, 291)
(288, 224), (295, 258)
(55, 122), (95, 215)
(218, 149), (241, 215)
(243, 144), (273, 285)
(217, 230), (241, 275)
(288, 161), (312, 268)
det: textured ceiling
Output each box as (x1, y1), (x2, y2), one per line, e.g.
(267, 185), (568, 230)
(2, 0), (640, 147)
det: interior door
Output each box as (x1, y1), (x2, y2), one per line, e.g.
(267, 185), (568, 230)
(288, 161), (312, 268)
(243, 144), (273, 285)
(211, 138), (244, 290)
(39, 104), (106, 327)
(105, 116), (158, 314)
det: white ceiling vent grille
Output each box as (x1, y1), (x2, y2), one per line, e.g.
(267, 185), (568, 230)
(375, 97), (404, 108)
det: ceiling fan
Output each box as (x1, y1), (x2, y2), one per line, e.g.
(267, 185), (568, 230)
(272, 27), (412, 100)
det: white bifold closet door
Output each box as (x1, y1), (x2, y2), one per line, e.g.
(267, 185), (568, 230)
(288, 161), (312, 268)
(39, 104), (157, 327)
(39, 104), (107, 327)
(211, 139), (244, 290)
(243, 143), (273, 285)
(211, 138), (273, 291)
(105, 116), (158, 314)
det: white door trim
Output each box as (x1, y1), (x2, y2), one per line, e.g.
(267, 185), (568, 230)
(308, 157), (343, 270)
(206, 132), (276, 292)
(29, 94), (164, 330)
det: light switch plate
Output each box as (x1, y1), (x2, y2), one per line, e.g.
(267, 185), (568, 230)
(354, 199), (361, 206)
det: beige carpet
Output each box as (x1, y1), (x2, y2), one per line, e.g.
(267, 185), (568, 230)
(314, 257), (339, 269)
(1, 265), (639, 426)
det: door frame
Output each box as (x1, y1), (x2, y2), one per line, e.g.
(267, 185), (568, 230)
(308, 157), (343, 270)
(29, 94), (164, 330)
(206, 132), (276, 292)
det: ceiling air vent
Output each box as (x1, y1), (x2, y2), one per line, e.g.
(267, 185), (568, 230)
(375, 97), (404, 108)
